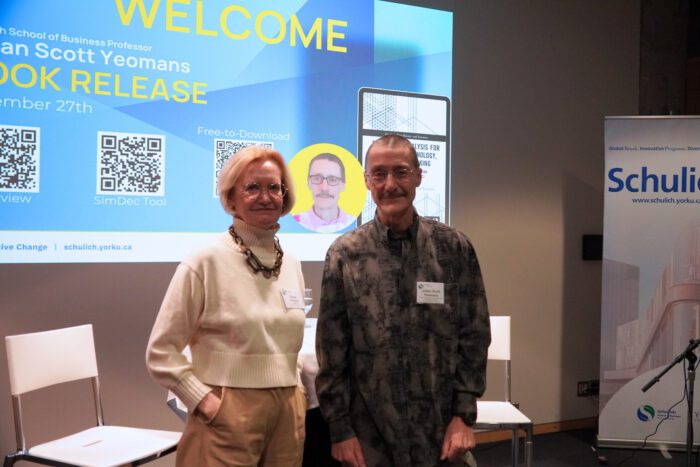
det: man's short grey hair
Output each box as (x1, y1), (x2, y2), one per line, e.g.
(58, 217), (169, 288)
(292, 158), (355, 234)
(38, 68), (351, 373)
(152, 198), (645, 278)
(308, 153), (346, 181)
(366, 134), (419, 168)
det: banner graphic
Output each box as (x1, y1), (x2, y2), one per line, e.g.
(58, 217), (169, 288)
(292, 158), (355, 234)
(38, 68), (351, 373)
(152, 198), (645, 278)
(599, 117), (700, 447)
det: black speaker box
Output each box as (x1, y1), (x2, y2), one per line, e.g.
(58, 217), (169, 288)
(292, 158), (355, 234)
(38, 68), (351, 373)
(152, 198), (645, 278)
(582, 234), (603, 260)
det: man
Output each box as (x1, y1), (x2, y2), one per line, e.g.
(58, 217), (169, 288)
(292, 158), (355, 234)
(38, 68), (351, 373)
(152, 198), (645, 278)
(294, 153), (356, 233)
(315, 134), (491, 467)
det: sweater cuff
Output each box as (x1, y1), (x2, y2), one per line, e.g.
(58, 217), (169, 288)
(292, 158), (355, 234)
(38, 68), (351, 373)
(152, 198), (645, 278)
(327, 416), (356, 443)
(453, 393), (478, 426)
(172, 373), (212, 412)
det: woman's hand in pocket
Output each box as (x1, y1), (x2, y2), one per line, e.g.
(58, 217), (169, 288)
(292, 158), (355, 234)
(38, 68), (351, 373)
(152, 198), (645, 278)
(196, 391), (222, 421)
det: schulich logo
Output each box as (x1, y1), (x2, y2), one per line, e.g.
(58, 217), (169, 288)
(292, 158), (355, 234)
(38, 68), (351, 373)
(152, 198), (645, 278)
(608, 166), (700, 193)
(637, 405), (655, 422)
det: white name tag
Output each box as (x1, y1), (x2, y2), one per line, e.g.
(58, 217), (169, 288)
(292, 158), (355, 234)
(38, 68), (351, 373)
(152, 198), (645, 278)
(416, 281), (444, 304)
(281, 288), (305, 309)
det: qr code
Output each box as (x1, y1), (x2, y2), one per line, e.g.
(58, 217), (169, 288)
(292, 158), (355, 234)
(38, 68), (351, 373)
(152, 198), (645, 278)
(0, 124), (40, 193)
(213, 139), (273, 196)
(97, 131), (165, 196)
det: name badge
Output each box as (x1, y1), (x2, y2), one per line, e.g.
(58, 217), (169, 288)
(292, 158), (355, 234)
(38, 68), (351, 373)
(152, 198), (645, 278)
(280, 288), (305, 309)
(417, 282), (445, 304)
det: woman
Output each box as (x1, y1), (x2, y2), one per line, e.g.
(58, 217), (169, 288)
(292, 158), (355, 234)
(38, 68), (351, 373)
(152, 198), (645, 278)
(146, 146), (307, 466)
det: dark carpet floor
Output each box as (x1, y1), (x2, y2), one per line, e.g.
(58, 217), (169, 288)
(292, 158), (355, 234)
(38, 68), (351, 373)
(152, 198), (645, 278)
(472, 428), (695, 466)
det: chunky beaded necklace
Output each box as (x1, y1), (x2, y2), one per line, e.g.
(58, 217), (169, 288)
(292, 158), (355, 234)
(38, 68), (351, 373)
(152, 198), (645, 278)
(228, 225), (283, 278)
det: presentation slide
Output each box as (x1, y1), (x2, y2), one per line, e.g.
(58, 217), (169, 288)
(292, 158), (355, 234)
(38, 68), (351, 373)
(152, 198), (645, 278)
(0, 0), (453, 263)
(358, 88), (450, 225)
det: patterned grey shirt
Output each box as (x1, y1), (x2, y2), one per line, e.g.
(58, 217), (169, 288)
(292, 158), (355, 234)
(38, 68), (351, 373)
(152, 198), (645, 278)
(315, 213), (491, 466)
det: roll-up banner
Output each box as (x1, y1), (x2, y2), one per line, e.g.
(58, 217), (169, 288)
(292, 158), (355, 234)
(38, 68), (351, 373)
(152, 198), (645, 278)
(599, 116), (700, 448)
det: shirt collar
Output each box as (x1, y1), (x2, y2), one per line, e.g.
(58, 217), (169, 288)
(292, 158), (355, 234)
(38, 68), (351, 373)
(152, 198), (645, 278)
(373, 209), (419, 243)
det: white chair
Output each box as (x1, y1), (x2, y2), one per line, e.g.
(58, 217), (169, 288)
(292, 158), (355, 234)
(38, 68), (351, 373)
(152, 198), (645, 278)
(475, 316), (533, 467)
(4, 324), (181, 467)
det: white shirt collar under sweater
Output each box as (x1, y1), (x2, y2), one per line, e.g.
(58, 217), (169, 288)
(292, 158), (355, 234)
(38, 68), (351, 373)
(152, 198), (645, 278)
(230, 219), (280, 267)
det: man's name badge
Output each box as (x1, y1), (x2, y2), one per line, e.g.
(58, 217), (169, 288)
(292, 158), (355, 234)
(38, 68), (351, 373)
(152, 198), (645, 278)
(416, 281), (444, 304)
(281, 289), (305, 309)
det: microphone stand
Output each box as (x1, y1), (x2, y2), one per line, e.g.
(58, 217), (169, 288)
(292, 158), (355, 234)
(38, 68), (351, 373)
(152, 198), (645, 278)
(642, 338), (700, 467)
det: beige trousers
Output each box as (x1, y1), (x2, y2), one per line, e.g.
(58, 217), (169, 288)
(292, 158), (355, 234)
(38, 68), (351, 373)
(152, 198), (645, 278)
(176, 386), (306, 467)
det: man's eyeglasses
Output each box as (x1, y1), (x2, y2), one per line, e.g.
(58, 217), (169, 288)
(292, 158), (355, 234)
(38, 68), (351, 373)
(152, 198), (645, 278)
(240, 182), (287, 199)
(308, 174), (343, 186)
(366, 167), (416, 185)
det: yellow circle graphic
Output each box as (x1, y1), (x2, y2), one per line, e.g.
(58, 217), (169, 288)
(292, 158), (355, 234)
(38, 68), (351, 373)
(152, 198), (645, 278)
(289, 143), (367, 217)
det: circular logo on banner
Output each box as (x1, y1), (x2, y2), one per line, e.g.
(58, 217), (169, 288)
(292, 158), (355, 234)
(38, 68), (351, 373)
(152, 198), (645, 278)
(636, 405), (655, 422)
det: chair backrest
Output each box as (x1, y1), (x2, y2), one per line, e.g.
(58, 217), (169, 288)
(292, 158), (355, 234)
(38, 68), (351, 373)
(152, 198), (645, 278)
(487, 316), (513, 401)
(5, 324), (102, 451)
(487, 316), (511, 361)
(5, 324), (98, 396)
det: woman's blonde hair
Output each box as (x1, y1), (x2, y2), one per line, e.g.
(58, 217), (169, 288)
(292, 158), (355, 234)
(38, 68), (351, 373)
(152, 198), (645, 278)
(218, 145), (296, 216)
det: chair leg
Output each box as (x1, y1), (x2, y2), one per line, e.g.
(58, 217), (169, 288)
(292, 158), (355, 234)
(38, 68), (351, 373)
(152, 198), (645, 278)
(524, 424), (534, 467)
(511, 429), (519, 466)
(4, 453), (19, 467)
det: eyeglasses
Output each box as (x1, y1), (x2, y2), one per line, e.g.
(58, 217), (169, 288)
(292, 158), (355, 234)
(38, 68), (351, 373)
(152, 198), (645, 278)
(308, 174), (343, 186)
(366, 167), (416, 185)
(239, 182), (287, 199)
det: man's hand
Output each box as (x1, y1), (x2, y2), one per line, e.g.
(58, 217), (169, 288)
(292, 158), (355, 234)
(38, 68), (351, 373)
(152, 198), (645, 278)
(331, 437), (367, 467)
(195, 391), (221, 421)
(440, 416), (475, 462)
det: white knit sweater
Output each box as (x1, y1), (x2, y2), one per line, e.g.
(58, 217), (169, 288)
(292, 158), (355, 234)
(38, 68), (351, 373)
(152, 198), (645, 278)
(146, 220), (306, 411)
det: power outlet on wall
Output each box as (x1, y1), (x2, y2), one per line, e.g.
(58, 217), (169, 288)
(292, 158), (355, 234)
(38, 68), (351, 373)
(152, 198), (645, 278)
(577, 379), (600, 397)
